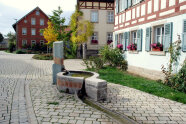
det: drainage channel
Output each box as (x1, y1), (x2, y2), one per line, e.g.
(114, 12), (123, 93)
(74, 92), (137, 124)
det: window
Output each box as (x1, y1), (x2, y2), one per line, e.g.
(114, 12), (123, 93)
(36, 10), (40, 15)
(31, 40), (36, 46)
(40, 40), (44, 45)
(22, 28), (27, 35)
(107, 32), (113, 44)
(119, 33), (124, 44)
(132, 0), (141, 5)
(154, 25), (164, 44)
(24, 20), (27, 23)
(91, 11), (98, 23)
(131, 31), (137, 44)
(107, 11), (114, 23)
(40, 19), (44, 25)
(31, 28), (36, 35)
(31, 18), (36, 25)
(22, 40), (27, 46)
(40, 29), (43, 36)
(91, 32), (98, 44)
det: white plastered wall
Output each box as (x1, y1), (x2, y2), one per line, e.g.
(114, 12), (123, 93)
(114, 14), (186, 72)
(80, 9), (114, 50)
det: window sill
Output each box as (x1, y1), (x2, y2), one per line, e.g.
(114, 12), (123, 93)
(128, 51), (139, 54)
(149, 51), (166, 56)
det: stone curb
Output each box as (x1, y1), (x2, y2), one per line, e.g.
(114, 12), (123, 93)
(25, 82), (38, 124)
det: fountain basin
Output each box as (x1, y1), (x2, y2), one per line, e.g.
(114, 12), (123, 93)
(57, 71), (107, 101)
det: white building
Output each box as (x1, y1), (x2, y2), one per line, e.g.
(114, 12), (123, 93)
(78, 0), (114, 56)
(114, 0), (186, 80)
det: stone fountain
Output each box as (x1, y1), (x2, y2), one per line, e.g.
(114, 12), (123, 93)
(52, 41), (107, 101)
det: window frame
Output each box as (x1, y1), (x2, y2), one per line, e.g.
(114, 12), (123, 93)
(31, 40), (36, 47)
(131, 30), (138, 44)
(154, 25), (164, 45)
(91, 32), (98, 44)
(22, 40), (27, 46)
(36, 10), (40, 15)
(40, 40), (44, 45)
(22, 28), (27, 35)
(91, 11), (98, 23)
(31, 28), (36, 36)
(40, 19), (44, 26)
(107, 11), (114, 23)
(31, 18), (36, 25)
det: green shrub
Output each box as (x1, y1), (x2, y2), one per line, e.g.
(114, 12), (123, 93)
(16, 49), (26, 54)
(8, 42), (15, 53)
(32, 54), (53, 60)
(99, 45), (127, 68)
(83, 45), (128, 71)
(169, 60), (186, 93)
(89, 56), (104, 70)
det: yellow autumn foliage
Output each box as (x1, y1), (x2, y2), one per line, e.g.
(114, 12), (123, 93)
(43, 21), (58, 45)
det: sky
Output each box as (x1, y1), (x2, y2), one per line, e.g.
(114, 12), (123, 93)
(0, 0), (77, 36)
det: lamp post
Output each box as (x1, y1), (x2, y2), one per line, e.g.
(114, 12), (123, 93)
(14, 19), (18, 50)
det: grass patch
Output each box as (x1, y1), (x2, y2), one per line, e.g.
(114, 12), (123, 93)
(93, 67), (186, 104)
(32, 54), (53, 60)
(47, 102), (59, 105)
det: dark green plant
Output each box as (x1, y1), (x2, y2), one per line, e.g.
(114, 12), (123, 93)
(0, 33), (4, 43)
(8, 42), (15, 53)
(89, 56), (104, 70)
(99, 45), (125, 67)
(16, 49), (26, 54)
(169, 60), (186, 93)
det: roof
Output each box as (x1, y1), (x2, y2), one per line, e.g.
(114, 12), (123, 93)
(12, 7), (49, 31)
(78, 0), (114, 2)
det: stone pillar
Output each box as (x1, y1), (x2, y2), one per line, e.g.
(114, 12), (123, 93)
(52, 41), (64, 85)
(83, 43), (87, 59)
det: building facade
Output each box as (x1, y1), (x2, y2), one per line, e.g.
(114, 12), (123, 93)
(13, 7), (49, 49)
(114, 0), (186, 79)
(78, 0), (114, 55)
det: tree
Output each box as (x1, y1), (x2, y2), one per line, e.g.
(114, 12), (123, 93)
(0, 33), (4, 43)
(49, 6), (66, 41)
(70, 6), (94, 58)
(6, 32), (16, 52)
(43, 21), (58, 46)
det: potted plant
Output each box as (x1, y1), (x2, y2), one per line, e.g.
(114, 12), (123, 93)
(127, 43), (137, 51)
(117, 44), (123, 50)
(91, 40), (98, 44)
(151, 42), (163, 51)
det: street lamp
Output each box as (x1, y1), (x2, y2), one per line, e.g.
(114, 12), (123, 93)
(14, 19), (18, 50)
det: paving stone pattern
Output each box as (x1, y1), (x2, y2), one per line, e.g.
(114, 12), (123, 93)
(100, 83), (186, 124)
(0, 52), (52, 124)
(30, 76), (118, 124)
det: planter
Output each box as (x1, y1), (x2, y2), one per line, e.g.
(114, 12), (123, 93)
(152, 47), (163, 51)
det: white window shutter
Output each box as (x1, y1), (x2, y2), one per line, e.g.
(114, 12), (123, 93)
(182, 20), (186, 52)
(145, 27), (151, 51)
(115, 0), (119, 14)
(164, 22), (173, 51)
(137, 29), (143, 51)
(125, 32), (130, 50)
(122, 33), (126, 50)
(115, 34), (118, 48)
(124, 0), (128, 10)
(128, 0), (132, 8)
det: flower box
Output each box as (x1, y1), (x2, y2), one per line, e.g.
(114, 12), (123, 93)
(127, 43), (137, 51)
(151, 42), (163, 51)
(91, 40), (98, 44)
(152, 47), (163, 51)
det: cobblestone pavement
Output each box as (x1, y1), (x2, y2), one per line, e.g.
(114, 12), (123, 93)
(30, 76), (118, 124)
(100, 83), (186, 124)
(0, 51), (53, 124)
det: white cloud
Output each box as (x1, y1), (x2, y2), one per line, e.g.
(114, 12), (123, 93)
(0, 0), (77, 35)
(0, 0), (76, 13)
